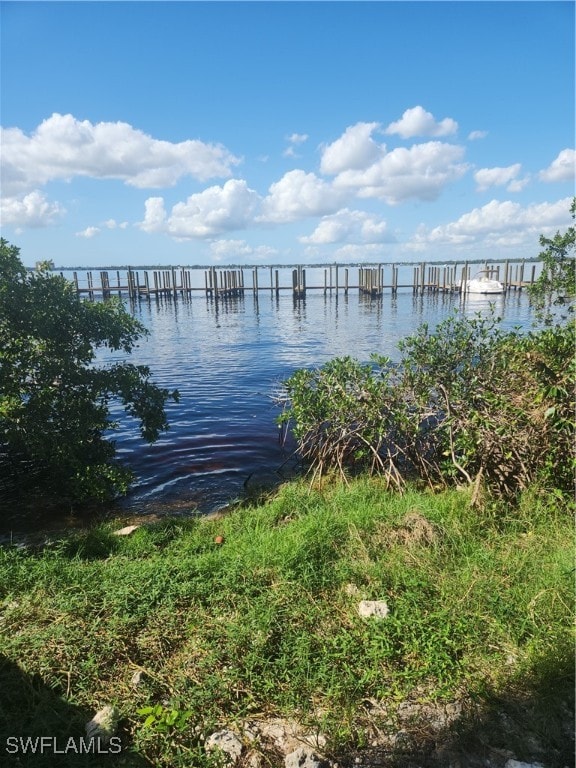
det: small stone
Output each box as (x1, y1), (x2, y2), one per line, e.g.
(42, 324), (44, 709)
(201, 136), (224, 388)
(206, 729), (243, 763)
(284, 746), (326, 768)
(242, 722), (260, 742)
(358, 600), (389, 619)
(113, 525), (140, 536)
(85, 705), (119, 744)
(130, 669), (145, 687)
(393, 729), (414, 748)
(245, 752), (263, 768)
(505, 762), (545, 768)
(444, 701), (462, 718)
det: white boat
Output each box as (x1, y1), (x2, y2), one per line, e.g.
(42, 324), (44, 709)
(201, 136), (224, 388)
(465, 268), (504, 294)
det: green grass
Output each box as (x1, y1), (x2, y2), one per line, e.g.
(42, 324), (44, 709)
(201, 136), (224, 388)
(0, 479), (573, 767)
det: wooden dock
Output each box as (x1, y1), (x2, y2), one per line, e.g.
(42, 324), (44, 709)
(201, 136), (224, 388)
(68, 261), (537, 301)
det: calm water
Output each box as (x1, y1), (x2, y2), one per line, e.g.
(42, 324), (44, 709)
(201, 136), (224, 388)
(91, 280), (536, 520)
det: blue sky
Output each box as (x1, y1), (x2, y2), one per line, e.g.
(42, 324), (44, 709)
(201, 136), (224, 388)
(1, 1), (574, 268)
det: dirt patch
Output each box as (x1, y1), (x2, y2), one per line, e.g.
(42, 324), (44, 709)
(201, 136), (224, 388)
(389, 510), (439, 547)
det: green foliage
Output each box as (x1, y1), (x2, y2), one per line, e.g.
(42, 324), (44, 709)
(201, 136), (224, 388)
(278, 355), (408, 489)
(280, 312), (575, 500)
(0, 239), (179, 503)
(528, 196), (575, 323)
(398, 310), (506, 400)
(514, 323), (576, 493)
(398, 311), (513, 488)
(137, 703), (193, 733)
(35, 259), (55, 272)
(402, 313), (575, 497)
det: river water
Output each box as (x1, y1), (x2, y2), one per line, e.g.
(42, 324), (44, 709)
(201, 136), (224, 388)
(96, 278), (536, 520)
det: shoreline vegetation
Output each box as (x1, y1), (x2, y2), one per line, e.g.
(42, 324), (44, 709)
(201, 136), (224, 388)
(0, 479), (574, 767)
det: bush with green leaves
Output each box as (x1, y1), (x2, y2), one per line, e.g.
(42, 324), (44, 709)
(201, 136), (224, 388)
(514, 323), (575, 494)
(0, 239), (178, 504)
(401, 313), (575, 497)
(279, 313), (575, 500)
(277, 355), (409, 490)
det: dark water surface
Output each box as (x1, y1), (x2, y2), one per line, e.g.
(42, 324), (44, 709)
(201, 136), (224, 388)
(96, 285), (535, 520)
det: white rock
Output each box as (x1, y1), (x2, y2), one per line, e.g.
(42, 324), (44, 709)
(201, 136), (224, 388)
(245, 752), (263, 768)
(242, 721), (260, 742)
(85, 705), (119, 744)
(505, 761), (545, 768)
(358, 600), (389, 619)
(130, 669), (145, 687)
(285, 746), (326, 768)
(113, 525), (140, 536)
(206, 729), (243, 763)
(255, 717), (326, 754)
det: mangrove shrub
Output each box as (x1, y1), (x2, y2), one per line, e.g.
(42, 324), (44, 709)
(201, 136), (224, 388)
(277, 355), (409, 490)
(279, 313), (575, 500)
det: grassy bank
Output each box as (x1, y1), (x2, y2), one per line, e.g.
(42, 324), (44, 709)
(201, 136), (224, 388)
(0, 479), (573, 767)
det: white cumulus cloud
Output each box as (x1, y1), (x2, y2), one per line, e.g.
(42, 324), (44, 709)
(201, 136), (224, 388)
(320, 122), (382, 175)
(287, 133), (308, 145)
(474, 163), (523, 192)
(0, 113), (241, 197)
(283, 132), (309, 158)
(139, 197), (167, 233)
(385, 106), (458, 139)
(468, 130), (488, 141)
(539, 149), (575, 183)
(260, 170), (346, 223)
(209, 239), (278, 262)
(300, 208), (393, 245)
(139, 179), (260, 239)
(333, 141), (468, 204)
(76, 226), (100, 238)
(412, 197), (572, 249)
(0, 190), (64, 228)
(506, 177), (530, 193)
(104, 218), (129, 229)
